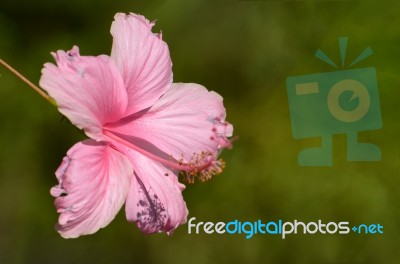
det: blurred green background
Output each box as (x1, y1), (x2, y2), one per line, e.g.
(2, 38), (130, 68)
(0, 0), (399, 263)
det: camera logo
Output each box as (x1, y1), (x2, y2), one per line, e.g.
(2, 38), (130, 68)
(286, 37), (382, 166)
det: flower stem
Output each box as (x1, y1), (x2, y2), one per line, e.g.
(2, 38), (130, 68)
(0, 58), (56, 106)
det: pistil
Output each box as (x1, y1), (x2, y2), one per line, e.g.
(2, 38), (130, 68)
(103, 129), (225, 183)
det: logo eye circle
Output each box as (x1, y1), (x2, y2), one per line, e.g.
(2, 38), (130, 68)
(327, 79), (370, 122)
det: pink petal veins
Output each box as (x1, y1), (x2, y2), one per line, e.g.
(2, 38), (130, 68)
(104, 83), (233, 164)
(51, 140), (133, 238)
(123, 149), (188, 234)
(40, 47), (128, 140)
(110, 13), (173, 115)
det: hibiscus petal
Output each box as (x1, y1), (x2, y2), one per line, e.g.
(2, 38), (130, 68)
(40, 46), (128, 140)
(124, 149), (188, 234)
(50, 140), (132, 238)
(110, 13), (172, 115)
(105, 83), (233, 163)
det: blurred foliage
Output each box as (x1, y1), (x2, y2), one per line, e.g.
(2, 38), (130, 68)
(0, 0), (399, 263)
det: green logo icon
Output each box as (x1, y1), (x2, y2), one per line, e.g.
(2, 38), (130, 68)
(286, 37), (382, 166)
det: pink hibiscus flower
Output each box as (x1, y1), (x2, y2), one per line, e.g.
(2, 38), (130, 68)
(39, 13), (233, 238)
